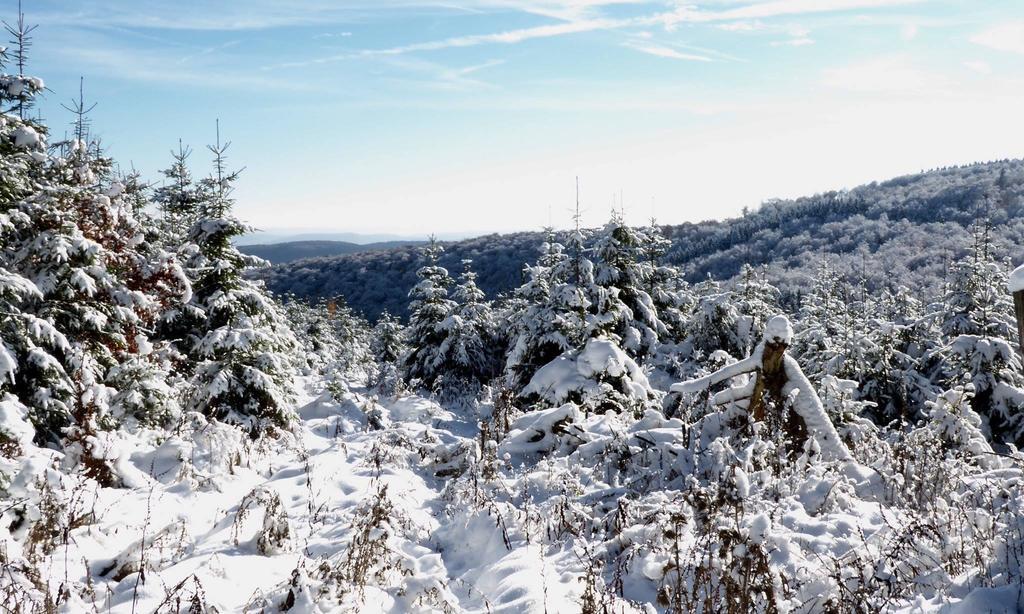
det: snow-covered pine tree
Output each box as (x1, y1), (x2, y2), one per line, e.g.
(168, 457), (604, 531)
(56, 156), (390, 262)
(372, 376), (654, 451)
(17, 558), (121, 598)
(734, 264), (780, 357)
(370, 310), (406, 395)
(434, 259), (498, 393)
(928, 220), (1024, 445)
(592, 211), (666, 359)
(0, 38), (67, 450)
(183, 123), (297, 436)
(792, 263), (927, 425)
(0, 61), (191, 486)
(685, 275), (744, 361)
(153, 141), (206, 250)
(283, 296), (338, 374)
(323, 295), (373, 383)
(401, 237), (456, 391)
(505, 229), (579, 393)
(641, 219), (691, 343)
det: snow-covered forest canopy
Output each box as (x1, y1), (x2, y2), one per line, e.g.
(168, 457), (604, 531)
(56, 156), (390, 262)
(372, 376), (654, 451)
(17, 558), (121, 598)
(3, 8), (1024, 614)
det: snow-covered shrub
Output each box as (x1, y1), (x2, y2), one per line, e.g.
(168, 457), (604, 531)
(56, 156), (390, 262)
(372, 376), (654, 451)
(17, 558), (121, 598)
(522, 337), (654, 416)
(98, 517), (193, 581)
(499, 403), (586, 459)
(232, 486), (293, 555)
(818, 375), (888, 460)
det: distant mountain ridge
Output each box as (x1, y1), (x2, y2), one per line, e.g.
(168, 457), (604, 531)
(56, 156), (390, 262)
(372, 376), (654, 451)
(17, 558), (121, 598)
(240, 240), (424, 264)
(258, 159), (1024, 322)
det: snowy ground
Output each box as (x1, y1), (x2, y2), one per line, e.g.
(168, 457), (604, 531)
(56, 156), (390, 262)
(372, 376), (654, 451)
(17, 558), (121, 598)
(6, 377), (586, 612)
(5, 374), (1024, 613)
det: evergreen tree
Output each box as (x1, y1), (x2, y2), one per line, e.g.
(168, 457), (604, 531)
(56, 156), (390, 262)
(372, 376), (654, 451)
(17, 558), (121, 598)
(0, 54), (190, 484)
(401, 238), (456, 390)
(505, 229), (575, 392)
(734, 264), (780, 357)
(928, 221), (1024, 445)
(153, 141), (206, 249)
(642, 220), (691, 343)
(592, 211), (665, 359)
(183, 123), (297, 436)
(0, 37), (67, 448)
(371, 310), (406, 394)
(685, 276), (744, 360)
(435, 259), (498, 390)
(326, 295), (373, 382)
(282, 296), (338, 373)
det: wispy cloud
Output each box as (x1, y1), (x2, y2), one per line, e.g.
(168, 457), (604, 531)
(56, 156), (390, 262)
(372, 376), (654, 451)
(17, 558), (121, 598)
(313, 31), (353, 40)
(262, 0), (917, 68)
(717, 21), (765, 32)
(30, 0), (640, 31)
(677, 0), (922, 23)
(176, 40), (242, 65)
(970, 22), (1024, 55)
(962, 60), (992, 75)
(39, 30), (318, 92)
(623, 42), (713, 61)
(381, 57), (506, 90)
(272, 17), (626, 68)
(771, 37), (814, 46)
(821, 54), (950, 94)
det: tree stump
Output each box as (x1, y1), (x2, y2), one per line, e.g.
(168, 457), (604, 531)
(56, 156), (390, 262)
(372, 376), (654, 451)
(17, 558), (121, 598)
(748, 340), (787, 422)
(747, 339), (809, 455)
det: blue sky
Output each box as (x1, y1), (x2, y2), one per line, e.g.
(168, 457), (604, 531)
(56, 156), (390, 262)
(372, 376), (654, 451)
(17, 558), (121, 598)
(21, 0), (1024, 237)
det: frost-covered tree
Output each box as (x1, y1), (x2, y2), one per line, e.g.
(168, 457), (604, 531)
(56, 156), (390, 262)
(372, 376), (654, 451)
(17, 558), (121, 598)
(642, 220), (691, 343)
(153, 141), (206, 250)
(401, 238), (456, 390)
(370, 311), (406, 394)
(505, 230), (579, 392)
(324, 296), (373, 382)
(928, 221), (1024, 445)
(434, 259), (498, 392)
(592, 211), (665, 359)
(685, 276), (744, 361)
(282, 297), (337, 373)
(734, 264), (780, 357)
(0, 51), (191, 487)
(182, 125), (297, 435)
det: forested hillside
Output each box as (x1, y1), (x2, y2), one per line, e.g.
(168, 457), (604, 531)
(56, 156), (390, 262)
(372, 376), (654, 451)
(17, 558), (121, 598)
(260, 160), (1024, 321)
(239, 239), (424, 264)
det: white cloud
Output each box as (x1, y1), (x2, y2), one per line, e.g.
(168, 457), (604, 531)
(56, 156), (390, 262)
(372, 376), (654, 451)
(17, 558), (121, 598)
(771, 37), (814, 46)
(962, 60), (992, 75)
(622, 42), (713, 61)
(717, 21), (765, 32)
(900, 23), (918, 40)
(821, 55), (950, 94)
(970, 22), (1024, 55)
(666, 0), (921, 25)
(313, 32), (353, 40)
(242, 0), (924, 69)
(275, 17), (627, 68)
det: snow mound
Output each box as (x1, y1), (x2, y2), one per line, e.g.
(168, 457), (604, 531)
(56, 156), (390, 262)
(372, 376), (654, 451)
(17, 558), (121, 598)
(499, 403), (584, 457)
(764, 313), (794, 345)
(1009, 263), (1024, 293)
(523, 337), (652, 411)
